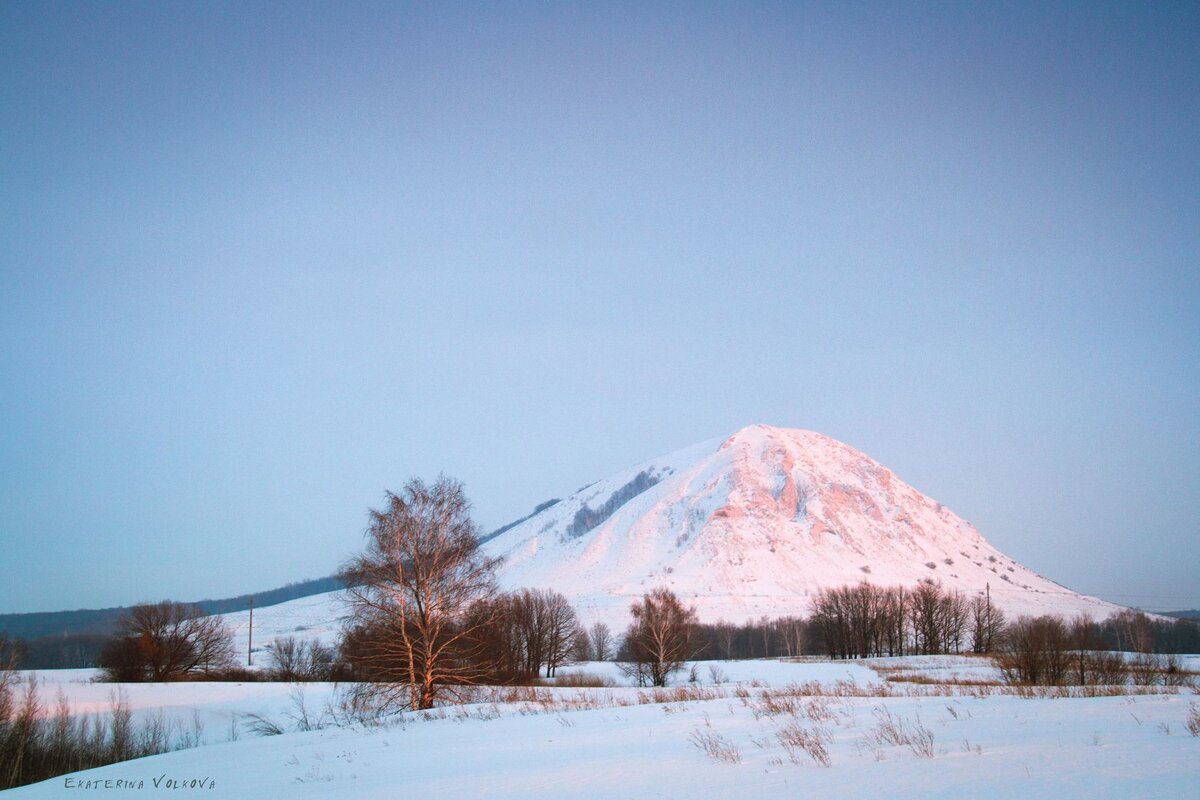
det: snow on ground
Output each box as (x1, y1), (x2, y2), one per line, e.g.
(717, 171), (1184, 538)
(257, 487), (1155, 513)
(16, 669), (342, 744)
(218, 591), (349, 667)
(6, 658), (1197, 799)
(864, 654), (1006, 685)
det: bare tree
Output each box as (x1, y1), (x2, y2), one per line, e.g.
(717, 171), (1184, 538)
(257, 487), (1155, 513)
(995, 615), (1071, 686)
(98, 602), (233, 681)
(774, 616), (807, 658)
(588, 621), (614, 661)
(539, 589), (580, 678)
(714, 621), (737, 660)
(0, 634), (22, 673)
(619, 588), (698, 687)
(810, 583), (897, 659)
(1069, 615), (1099, 685)
(879, 586), (908, 657)
(940, 589), (970, 654)
(809, 586), (850, 659)
(571, 624), (592, 663)
(339, 476), (499, 712)
(96, 637), (145, 682)
(908, 581), (944, 655)
(969, 593), (1005, 654)
(267, 636), (334, 682)
(1109, 609), (1155, 653)
(457, 589), (585, 683)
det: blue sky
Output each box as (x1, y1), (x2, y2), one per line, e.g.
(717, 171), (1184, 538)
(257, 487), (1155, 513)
(1, 2), (1197, 614)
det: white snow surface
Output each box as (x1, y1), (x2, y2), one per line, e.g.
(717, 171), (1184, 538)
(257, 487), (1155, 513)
(480, 424), (1123, 627)
(219, 591), (348, 667)
(8, 659), (1198, 799)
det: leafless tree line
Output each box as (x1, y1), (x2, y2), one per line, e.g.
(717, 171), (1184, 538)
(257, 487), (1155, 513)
(996, 614), (1193, 687)
(808, 581), (1005, 659)
(694, 615), (807, 660)
(461, 588), (584, 681)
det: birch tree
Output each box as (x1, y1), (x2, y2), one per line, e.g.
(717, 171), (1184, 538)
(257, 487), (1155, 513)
(340, 476), (499, 712)
(619, 588), (698, 687)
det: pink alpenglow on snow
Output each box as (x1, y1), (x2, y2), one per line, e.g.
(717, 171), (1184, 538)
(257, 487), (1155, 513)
(482, 425), (1123, 627)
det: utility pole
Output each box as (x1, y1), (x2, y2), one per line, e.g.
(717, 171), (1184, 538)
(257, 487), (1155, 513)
(248, 595), (254, 667)
(985, 582), (991, 651)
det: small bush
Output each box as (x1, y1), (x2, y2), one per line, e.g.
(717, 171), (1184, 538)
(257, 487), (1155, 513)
(866, 707), (935, 759)
(242, 713), (285, 737)
(1187, 702), (1200, 737)
(777, 722), (831, 767)
(1083, 651), (1128, 686)
(1127, 653), (1193, 687)
(689, 728), (741, 764)
(995, 616), (1071, 686)
(198, 666), (265, 682)
(267, 637), (335, 682)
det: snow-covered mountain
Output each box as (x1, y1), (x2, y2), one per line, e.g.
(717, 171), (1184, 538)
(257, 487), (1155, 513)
(482, 424), (1122, 626)
(224, 424), (1124, 648)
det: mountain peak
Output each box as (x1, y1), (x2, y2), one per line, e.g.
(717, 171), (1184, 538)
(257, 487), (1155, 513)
(724, 422), (819, 442)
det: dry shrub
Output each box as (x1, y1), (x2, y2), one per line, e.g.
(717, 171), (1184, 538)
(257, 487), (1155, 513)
(777, 722), (831, 767)
(995, 616), (1071, 686)
(688, 728), (741, 764)
(753, 689), (798, 719)
(1082, 651), (1128, 686)
(1137, 653), (1196, 686)
(0, 678), (206, 790)
(553, 672), (616, 688)
(1187, 702), (1200, 737)
(804, 696), (837, 723)
(636, 685), (722, 705)
(866, 707), (935, 758)
(495, 686), (552, 704)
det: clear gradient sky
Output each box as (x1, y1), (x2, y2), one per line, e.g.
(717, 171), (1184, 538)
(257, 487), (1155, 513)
(1, 2), (1197, 614)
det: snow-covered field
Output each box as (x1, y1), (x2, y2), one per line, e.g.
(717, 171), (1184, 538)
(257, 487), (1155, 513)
(5, 657), (1198, 799)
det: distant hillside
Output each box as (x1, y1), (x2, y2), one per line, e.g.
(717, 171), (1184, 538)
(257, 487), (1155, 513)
(0, 503), (553, 669)
(0, 503), (559, 645)
(1162, 609), (1200, 620)
(480, 498), (561, 544)
(0, 576), (345, 642)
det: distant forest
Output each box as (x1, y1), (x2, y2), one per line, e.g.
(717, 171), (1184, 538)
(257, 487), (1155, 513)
(566, 470), (660, 538)
(1163, 609), (1200, 620)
